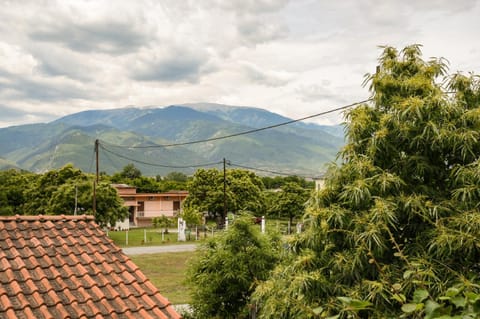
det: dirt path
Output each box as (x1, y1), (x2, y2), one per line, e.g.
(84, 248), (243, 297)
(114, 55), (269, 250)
(121, 243), (197, 255)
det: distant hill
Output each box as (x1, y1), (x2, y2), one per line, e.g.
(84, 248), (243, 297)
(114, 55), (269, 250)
(0, 103), (345, 176)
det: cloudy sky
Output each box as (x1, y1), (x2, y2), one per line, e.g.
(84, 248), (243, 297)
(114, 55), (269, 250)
(1, 0), (479, 128)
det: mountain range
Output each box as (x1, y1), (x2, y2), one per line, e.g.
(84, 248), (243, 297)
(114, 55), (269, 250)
(0, 103), (345, 177)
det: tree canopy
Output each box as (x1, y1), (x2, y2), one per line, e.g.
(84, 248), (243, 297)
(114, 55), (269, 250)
(186, 214), (280, 319)
(270, 182), (310, 234)
(183, 168), (265, 222)
(253, 45), (480, 318)
(0, 165), (128, 227)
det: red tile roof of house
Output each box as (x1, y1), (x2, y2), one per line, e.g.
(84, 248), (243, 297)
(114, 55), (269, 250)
(0, 214), (182, 319)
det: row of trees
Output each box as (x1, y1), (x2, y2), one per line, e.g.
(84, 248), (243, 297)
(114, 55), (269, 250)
(183, 168), (311, 231)
(185, 45), (480, 318)
(0, 163), (313, 230)
(0, 165), (128, 227)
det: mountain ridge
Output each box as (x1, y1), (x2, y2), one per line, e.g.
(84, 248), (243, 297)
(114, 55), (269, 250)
(0, 103), (345, 176)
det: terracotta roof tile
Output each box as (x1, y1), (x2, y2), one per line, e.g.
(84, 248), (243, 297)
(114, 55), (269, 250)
(0, 215), (181, 319)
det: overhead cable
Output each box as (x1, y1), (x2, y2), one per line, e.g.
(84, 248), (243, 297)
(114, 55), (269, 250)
(228, 162), (317, 178)
(99, 143), (223, 169)
(101, 98), (372, 149)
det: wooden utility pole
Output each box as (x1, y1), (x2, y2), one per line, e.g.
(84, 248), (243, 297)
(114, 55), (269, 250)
(223, 158), (227, 223)
(93, 139), (99, 213)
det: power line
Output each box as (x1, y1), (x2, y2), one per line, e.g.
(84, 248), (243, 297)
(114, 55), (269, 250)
(99, 143), (224, 169)
(99, 141), (322, 177)
(101, 98), (372, 149)
(228, 162), (317, 178)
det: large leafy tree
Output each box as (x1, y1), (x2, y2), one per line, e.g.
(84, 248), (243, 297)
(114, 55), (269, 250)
(22, 165), (128, 227)
(0, 169), (33, 215)
(253, 45), (480, 318)
(186, 214), (280, 319)
(271, 182), (310, 234)
(183, 168), (265, 222)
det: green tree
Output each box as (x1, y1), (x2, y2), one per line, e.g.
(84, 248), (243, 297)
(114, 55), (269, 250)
(273, 182), (310, 234)
(16, 164), (128, 227)
(24, 164), (84, 214)
(165, 171), (188, 182)
(253, 45), (480, 318)
(183, 168), (265, 223)
(186, 214), (279, 319)
(119, 163), (142, 179)
(0, 169), (32, 215)
(48, 179), (128, 227)
(180, 206), (202, 240)
(152, 215), (174, 233)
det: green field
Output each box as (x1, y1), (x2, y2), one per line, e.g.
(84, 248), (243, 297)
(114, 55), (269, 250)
(130, 252), (194, 305)
(107, 219), (296, 247)
(106, 228), (205, 247)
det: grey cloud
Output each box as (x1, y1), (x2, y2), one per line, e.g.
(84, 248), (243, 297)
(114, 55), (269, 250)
(0, 104), (29, 120)
(0, 69), (94, 102)
(213, 0), (289, 13)
(131, 48), (215, 83)
(0, 104), (55, 125)
(29, 20), (148, 55)
(242, 63), (291, 87)
(31, 46), (94, 81)
(237, 15), (289, 44)
(296, 84), (341, 103)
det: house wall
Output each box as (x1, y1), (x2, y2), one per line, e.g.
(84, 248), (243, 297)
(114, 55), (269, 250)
(113, 184), (187, 226)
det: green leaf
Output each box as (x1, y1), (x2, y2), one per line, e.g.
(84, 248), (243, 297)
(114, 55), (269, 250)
(413, 289), (429, 303)
(451, 295), (466, 308)
(392, 283), (402, 291)
(445, 287), (461, 297)
(401, 303), (418, 313)
(466, 292), (480, 303)
(349, 299), (373, 310)
(312, 306), (323, 315)
(424, 300), (441, 318)
(403, 270), (414, 279)
(392, 293), (407, 303)
(337, 296), (352, 304)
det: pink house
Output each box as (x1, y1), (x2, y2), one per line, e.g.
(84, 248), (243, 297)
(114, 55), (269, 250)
(113, 184), (188, 227)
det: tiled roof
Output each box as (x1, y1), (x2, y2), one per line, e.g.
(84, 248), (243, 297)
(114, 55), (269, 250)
(0, 215), (181, 319)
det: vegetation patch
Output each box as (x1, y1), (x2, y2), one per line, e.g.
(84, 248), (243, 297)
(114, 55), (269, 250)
(130, 252), (195, 305)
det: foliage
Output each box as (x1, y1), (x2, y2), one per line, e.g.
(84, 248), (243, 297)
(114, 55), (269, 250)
(119, 163), (142, 179)
(186, 214), (280, 319)
(0, 169), (32, 215)
(253, 45), (480, 318)
(0, 164), (128, 227)
(152, 215), (174, 233)
(164, 171), (189, 183)
(400, 284), (480, 318)
(111, 165), (187, 193)
(180, 206), (202, 227)
(262, 175), (315, 190)
(271, 182), (310, 234)
(183, 168), (265, 221)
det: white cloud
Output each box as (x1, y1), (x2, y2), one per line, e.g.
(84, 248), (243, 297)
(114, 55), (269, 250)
(0, 42), (38, 75)
(0, 0), (479, 128)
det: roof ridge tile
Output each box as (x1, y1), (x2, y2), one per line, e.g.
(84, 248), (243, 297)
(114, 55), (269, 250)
(0, 214), (95, 222)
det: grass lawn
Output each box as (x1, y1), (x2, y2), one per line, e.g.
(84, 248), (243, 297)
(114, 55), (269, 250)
(107, 228), (190, 247)
(130, 252), (195, 305)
